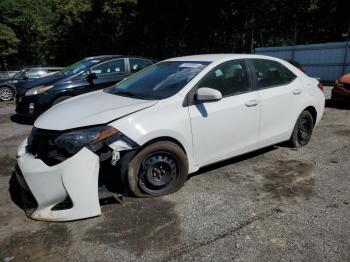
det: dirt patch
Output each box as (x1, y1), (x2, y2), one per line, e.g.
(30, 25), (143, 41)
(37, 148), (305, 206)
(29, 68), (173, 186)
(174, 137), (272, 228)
(221, 170), (257, 185)
(84, 197), (181, 257)
(0, 101), (14, 109)
(254, 160), (315, 200)
(0, 155), (16, 176)
(0, 224), (72, 261)
(326, 203), (339, 209)
(0, 133), (27, 142)
(0, 113), (11, 124)
(0, 133), (27, 147)
(334, 129), (350, 137)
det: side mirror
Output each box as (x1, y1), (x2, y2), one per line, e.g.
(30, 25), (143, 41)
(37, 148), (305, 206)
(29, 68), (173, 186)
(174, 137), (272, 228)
(196, 87), (222, 102)
(87, 72), (97, 83)
(23, 76), (28, 81)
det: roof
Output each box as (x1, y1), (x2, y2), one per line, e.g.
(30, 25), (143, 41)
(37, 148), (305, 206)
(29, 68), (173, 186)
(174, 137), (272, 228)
(165, 53), (280, 62)
(84, 55), (158, 62)
(25, 67), (64, 70)
(84, 55), (123, 61)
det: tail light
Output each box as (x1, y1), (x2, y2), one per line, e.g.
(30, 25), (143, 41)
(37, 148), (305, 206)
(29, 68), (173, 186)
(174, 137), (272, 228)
(318, 82), (324, 92)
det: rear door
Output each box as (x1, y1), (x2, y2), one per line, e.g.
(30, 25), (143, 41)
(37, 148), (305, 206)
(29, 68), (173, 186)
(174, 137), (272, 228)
(188, 59), (260, 165)
(128, 58), (154, 74)
(248, 59), (303, 147)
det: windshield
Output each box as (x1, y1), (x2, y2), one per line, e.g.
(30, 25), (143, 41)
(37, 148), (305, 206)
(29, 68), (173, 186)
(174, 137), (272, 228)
(104, 61), (210, 99)
(59, 59), (101, 76)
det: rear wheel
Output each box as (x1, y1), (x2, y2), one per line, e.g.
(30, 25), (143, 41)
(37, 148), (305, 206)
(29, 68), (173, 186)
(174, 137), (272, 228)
(289, 111), (314, 147)
(0, 86), (14, 101)
(127, 141), (188, 197)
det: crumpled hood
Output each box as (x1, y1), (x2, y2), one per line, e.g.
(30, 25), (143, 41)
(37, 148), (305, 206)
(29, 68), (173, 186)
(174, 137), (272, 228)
(34, 91), (158, 130)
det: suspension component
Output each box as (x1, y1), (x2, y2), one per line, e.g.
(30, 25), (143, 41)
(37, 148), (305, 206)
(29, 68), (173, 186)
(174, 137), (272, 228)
(111, 150), (120, 166)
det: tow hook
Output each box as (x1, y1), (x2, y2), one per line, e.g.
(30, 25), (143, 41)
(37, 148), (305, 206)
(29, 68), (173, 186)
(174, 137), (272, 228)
(111, 150), (120, 166)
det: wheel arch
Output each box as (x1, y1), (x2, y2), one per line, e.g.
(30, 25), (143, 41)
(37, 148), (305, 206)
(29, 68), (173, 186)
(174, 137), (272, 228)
(303, 105), (317, 126)
(0, 84), (16, 93)
(140, 136), (187, 155)
(134, 134), (198, 174)
(51, 91), (75, 105)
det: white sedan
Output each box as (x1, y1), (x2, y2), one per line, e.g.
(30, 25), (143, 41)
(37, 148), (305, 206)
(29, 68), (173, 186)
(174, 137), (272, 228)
(16, 54), (325, 221)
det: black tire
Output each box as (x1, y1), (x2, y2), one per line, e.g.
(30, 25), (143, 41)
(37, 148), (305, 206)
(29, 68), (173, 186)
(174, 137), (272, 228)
(127, 141), (188, 197)
(0, 86), (15, 101)
(289, 111), (314, 148)
(52, 95), (72, 106)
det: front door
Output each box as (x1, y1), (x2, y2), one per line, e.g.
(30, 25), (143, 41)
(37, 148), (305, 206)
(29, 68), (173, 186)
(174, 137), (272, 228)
(188, 60), (260, 166)
(89, 58), (128, 91)
(71, 58), (128, 95)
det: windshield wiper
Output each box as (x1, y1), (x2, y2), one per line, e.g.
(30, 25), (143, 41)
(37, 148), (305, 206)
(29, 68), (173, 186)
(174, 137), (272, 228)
(114, 91), (148, 99)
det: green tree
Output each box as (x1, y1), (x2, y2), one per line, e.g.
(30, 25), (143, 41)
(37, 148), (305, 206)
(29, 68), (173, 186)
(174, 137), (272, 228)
(0, 0), (349, 67)
(0, 23), (20, 58)
(0, 0), (53, 66)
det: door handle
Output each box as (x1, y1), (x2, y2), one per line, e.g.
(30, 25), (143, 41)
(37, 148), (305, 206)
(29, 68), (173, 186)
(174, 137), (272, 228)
(292, 89), (302, 95)
(245, 99), (259, 107)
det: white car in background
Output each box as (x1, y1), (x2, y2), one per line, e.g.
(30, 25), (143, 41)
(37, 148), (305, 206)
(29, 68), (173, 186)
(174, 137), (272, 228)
(16, 54), (325, 221)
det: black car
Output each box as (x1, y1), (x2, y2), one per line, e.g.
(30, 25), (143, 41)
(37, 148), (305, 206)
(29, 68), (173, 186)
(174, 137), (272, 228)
(15, 55), (156, 117)
(0, 67), (62, 101)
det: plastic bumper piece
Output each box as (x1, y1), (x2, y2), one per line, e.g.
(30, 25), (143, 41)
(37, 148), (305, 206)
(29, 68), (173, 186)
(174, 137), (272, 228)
(16, 139), (101, 221)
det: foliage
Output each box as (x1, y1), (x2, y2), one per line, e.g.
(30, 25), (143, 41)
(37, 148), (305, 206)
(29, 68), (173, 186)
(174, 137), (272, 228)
(0, 0), (348, 67)
(0, 23), (20, 57)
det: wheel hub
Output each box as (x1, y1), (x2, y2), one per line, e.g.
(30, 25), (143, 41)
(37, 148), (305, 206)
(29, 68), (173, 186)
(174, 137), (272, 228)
(0, 88), (13, 101)
(298, 118), (310, 141)
(139, 152), (178, 193)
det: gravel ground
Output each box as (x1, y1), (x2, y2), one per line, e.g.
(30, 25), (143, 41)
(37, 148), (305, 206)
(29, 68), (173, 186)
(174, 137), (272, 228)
(0, 87), (349, 262)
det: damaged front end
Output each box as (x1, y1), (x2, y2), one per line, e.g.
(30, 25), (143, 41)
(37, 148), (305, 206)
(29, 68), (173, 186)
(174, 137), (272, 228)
(16, 125), (138, 221)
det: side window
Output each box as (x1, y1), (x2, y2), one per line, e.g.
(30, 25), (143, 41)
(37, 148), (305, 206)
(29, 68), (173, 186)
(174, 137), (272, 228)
(91, 59), (125, 76)
(25, 69), (47, 78)
(198, 60), (250, 97)
(129, 58), (153, 73)
(251, 59), (296, 88)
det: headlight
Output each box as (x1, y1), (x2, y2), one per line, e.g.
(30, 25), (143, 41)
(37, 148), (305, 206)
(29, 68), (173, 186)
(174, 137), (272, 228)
(55, 126), (119, 155)
(25, 85), (53, 96)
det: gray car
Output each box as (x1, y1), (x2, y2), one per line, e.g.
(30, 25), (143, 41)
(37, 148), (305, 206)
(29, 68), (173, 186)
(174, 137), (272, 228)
(0, 67), (63, 101)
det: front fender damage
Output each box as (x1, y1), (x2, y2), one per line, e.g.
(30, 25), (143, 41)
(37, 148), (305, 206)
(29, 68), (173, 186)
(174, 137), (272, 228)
(16, 135), (138, 222)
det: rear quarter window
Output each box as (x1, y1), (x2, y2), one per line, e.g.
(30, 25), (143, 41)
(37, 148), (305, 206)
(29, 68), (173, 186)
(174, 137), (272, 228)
(251, 59), (296, 89)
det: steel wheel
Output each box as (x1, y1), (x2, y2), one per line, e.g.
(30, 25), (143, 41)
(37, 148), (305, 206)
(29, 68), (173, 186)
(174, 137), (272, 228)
(289, 110), (314, 148)
(127, 141), (189, 197)
(138, 152), (179, 195)
(297, 117), (311, 145)
(0, 87), (14, 101)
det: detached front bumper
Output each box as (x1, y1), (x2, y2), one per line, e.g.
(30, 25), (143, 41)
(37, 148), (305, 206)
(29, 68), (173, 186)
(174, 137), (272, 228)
(16, 139), (101, 221)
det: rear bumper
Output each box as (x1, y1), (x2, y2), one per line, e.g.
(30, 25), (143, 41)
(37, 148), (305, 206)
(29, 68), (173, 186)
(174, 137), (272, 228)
(16, 138), (101, 221)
